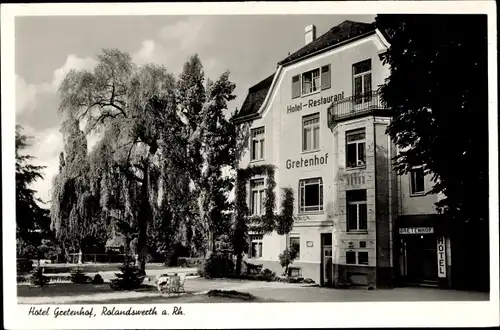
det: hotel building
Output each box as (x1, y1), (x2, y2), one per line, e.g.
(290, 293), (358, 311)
(233, 20), (456, 289)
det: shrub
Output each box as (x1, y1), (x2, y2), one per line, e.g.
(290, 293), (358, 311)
(201, 252), (234, 279)
(164, 243), (190, 267)
(278, 248), (298, 276)
(260, 268), (276, 282)
(92, 274), (104, 284)
(70, 267), (91, 284)
(109, 261), (145, 290)
(178, 257), (204, 268)
(17, 258), (33, 274)
(29, 267), (50, 286)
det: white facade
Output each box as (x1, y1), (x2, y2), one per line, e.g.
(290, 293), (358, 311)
(237, 26), (391, 284)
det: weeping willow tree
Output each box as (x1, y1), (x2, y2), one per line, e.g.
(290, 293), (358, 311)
(51, 116), (105, 262)
(54, 49), (186, 272)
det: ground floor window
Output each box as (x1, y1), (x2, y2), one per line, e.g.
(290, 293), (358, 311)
(346, 251), (369, 265)
(289, 234), (300, 260)
(347, 189), (368, 231)
(249, 234), (263, 258)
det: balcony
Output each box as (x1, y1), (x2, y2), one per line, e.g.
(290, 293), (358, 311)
(327, 91), (391, 128)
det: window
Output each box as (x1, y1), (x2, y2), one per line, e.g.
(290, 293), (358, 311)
(249, 235), (263, 258)
(299, 178), (324, 213)
(410, 165), (425, 195)
(352, 59), (372, 104)
(292, 65), (331, 98)
(302, 113), (320, 152)
(346, 129), (366, 168)
(250, 179), (266, 215)
(302, 68), (320, 95)
(289, 234), (300, 260)
(347, 190), (367, 232)
(346, 251), (369, 265)
(250, 127), (265, 161)
(358, 251), (369, 265)
(346, 251), (356, 264)
(359, 241), (366, 248)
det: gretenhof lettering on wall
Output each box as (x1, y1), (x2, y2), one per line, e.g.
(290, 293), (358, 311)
(286, 153), (329, 169)
(287, 91), (344, 114)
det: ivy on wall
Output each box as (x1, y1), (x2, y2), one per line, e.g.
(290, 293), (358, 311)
(232, 163), (296, 274)
(233, 164), (295, 236)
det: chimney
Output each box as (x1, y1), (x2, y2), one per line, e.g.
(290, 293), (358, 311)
(305, 24), (316, 45)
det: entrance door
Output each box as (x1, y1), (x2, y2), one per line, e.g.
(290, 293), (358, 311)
(323, 246), (333, 286)
(405, 235), (438, 284)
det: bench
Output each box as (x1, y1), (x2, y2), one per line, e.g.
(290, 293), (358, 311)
(288, 267), (302, 278)
(244, 262), (263, 275)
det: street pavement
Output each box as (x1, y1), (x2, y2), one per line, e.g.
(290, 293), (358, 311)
(18, 277), (489, 304)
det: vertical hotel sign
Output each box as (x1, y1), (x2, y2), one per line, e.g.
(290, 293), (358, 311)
(437, 236), (446, 278)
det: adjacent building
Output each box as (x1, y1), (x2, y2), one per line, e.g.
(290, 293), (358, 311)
(233, 20), (455, 289)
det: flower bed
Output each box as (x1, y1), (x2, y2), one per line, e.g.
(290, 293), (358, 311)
(207, 290), (256, 301)
(18, 275), (73, 283)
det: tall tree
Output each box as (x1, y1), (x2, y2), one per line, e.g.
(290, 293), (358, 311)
(376, 14), (489, 290)
(56, 49), (193, 271)
(198, 73), (238, 254)
(16, 125), (49, 254)
(176, 55), (240, 256)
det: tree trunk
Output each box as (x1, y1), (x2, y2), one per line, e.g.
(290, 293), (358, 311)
(137, 160), (150, 274)
(78, 246), (83, 264)
(235, 254), (242, 275)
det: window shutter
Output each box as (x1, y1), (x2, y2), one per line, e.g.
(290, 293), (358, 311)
(292, 75), (301, 99)
(321, 65), (331, 90)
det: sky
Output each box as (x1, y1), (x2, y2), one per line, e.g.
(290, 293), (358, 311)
(15, 14), (375, 206)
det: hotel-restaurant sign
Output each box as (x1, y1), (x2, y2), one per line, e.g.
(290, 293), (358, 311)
(287, 91), (345, 114)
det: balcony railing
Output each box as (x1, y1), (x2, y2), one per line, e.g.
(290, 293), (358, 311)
(327, 91), (390, 128)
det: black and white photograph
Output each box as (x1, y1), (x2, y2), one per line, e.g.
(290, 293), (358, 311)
(2, 1), (498, 329)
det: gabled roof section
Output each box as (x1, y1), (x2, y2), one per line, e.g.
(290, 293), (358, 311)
(233, 20), (382, 124)
(278, 20), (376, 66)
(234, 73), (275, 121)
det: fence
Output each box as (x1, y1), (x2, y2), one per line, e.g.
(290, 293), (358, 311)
(66, 253), (133, 264)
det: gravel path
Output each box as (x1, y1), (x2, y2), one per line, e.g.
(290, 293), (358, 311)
(17, 277), (488, 304)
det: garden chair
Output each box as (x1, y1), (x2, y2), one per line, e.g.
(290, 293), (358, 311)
(175, 273), (187, 294)
(156, 274), (172, 294)
(168, 273), (187, 295)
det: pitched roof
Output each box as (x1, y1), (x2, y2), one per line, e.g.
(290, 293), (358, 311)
(233, 20), (376, 123)
(234, 73), (275, 120)
(278, 20), (376, 66)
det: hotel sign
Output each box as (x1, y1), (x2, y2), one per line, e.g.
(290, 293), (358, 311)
(398, 227), (434, 235)
(437, 236), (446, 278)
(287, 92), (345, 114)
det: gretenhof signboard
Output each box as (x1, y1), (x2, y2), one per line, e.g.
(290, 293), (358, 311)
(398, 227), (434, 235)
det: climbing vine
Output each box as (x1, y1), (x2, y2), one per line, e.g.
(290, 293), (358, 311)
(232, 163), (296, 274)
